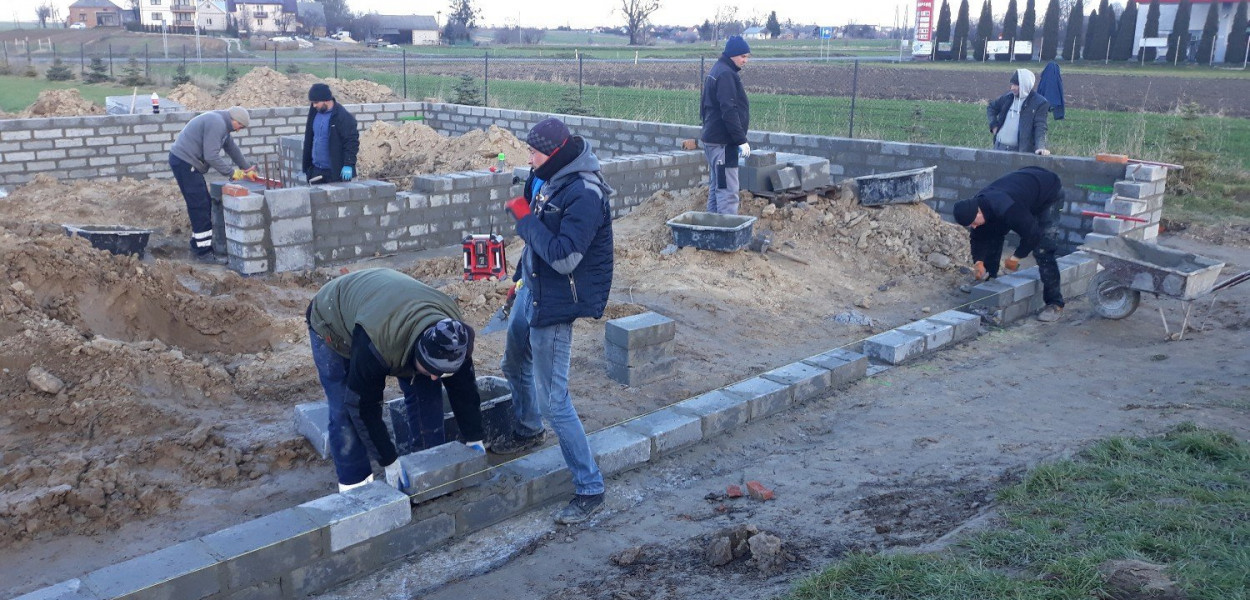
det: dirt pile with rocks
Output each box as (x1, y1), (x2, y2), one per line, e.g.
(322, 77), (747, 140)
(358, 121), (531, 183)
(170, 67), (400, 110)
(0, 174), (185, 233)
(17, 89), (105, 118)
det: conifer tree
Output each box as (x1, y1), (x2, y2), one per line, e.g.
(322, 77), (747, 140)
(84, 56), (109, 83)
(1166, 0), (1192, 64)
(1063, 0), (1085, 60)
(973, 0), (995, 61)
(1196, 0), (1220, 65)
(1143, 0), (1161, 61)
(1003, 0), (1019, 55)
(1041, 0), (1061, 60)
(1021, 0), (1037, 50)
(935, 0), (953, 59)
(1111, 0), (1139, 61)
(953, 0), (973, 59)
(1226, 0), (1249, 65)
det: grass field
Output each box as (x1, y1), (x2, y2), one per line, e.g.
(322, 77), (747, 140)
(0, 73), (150, 111)
(785, 424), (1250, 600)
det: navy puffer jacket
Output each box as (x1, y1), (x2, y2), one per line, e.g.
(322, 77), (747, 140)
(515, 136), (614, 328)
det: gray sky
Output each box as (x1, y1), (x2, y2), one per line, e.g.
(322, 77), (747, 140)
(7, 0), (914, 30)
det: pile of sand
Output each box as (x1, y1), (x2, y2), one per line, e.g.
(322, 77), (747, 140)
(0, 174), (185, 232)
(172, 67), (401, 111)
(18, 89), (105, 118)
(360, 121), (531, 183)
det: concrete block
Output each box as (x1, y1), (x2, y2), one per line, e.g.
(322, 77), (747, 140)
(801, 348), (868, 387)
(273, 244), (315, 272)
(1113, 180), (1153, 199)
(862, 329), (926, 365)
(223, 193), (266, 213)
(926, 310), (981, 342)
(1125, 163), (1167, 182)
(1093, 216), (1136, 235)
(620, 408), (702, 457)
(897, 319), (955, 351)
(264, 187), (311, 219)
(776, 152), (833, 190)
(768, 166), (801, 191)
(588, 426), (652, 476)
(603, 312), (676, 349)
(400, 442), (490, 504)
(318, 183), (354, 203)
(739, 163), (783, 193)
(454, 477), (528, 534)
(969, 280), (1015, 309)
(605, 355), (678, 386)
(79, 539), (220, 600)
(356, 179), (398, 199)
(227, 256), (269, 275)
(298, 482), (411, 553)
(11, 579), (100, 600)
(759, 361), (832, 402)
(497, 445), (573, 505)
(1105, 197), (1148, 216)
(1084, 232), (1113, 246)
(271, 216), (315, 245)
(294, 402), (330, 459)
(285, 512), (454, 597)
(994, 274), (1040, 303)
(604, 338), (675, 367)
(723, 377), (794, 421)
(670, 390), (751, 439)
(744, 150), (777, 167)
(199, 508), (322, 590)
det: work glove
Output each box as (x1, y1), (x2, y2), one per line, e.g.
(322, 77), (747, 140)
(502, 279), (522, 316)
(1003, 256), (1020, 273)
(465, 440), (486, 453)
(231, 168), (247, 181)
(340, 166), (354, 181)
(383, 459), (409, 492)
(738, 142), (751, 158)
(1035, 149), (1051, 156)
(973, 261), (987, 281)
(505, 196), (532, 220)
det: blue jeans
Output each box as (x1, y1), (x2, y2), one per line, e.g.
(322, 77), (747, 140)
(500, 285), (604, 496)
(309, 326), (450, 486)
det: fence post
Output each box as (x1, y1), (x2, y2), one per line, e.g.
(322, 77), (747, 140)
(402, 48), (407, 98)
(273, 45), (277, 70)
(80, 42), (85, 75)
(483, 51), (489, 106)
(108, 43), (112, 77)
(699, 55), (705, 87)
(182, 43), (186, 68)
(2, 41), (8, 68)
(145, 43), (149, 78)
(848, 59), (859, 139)
(225, 44), (229, 75)
(333, 48), (337, 78)
(578, 52), (583, 103)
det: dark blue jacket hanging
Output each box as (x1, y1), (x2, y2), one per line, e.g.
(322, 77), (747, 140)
(1037, 61), (1065, 120)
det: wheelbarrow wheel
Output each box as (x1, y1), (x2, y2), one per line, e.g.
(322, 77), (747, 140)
(1088, 270), (1141, 320)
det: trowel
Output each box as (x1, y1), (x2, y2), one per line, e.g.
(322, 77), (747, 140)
(748, 231), (810, 265)
(481, 303), (510, 334)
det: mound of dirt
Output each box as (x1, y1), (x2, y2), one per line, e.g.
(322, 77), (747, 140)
(0, 174), (185, 233)
(174, 67), (402, 110)
(359, 121), (530, 183)
(167, 82), (217, 111)
(19, 89), (105, 118)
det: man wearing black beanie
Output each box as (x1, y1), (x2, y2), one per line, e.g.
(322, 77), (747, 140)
(699, 35), (752, 214)
(302, 82), (360, 184)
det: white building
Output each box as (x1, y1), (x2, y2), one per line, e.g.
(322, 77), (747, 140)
(373, 14), (440, 45)
(1133, 0), (1243, 63)
(230, 0), (299, 34)
(196, 0), (228, 32)
(138, 0), (197, 29)
(743, 26), (768, 40)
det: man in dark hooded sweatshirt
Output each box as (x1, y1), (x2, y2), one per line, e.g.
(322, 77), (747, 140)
(302, 82), (360, 184)
(496, 117), (614, 525)
(987, 68), (1051, 155)
(700, 35), (752, 214)
(952, 166), (1066, 322)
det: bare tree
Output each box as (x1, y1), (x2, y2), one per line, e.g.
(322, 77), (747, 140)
(619, 0), (661, 46)
(277, 11), (296, 34)
(236, 5), (253, 35)
(712, 5), (739, 42)
(36, 2), (54, 28)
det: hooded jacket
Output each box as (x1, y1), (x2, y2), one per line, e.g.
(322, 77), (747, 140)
(700, 54), (750, 147)
(301, 101), (359, 176)
(515, 136), (614, 328)
(969, 166), (1064, 259)
(1037, 61), (1065, 120)
(986, 68), (1050, 153)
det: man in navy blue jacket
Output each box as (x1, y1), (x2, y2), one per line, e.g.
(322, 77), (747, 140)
(495, 117), (614, 525)
(953, 166), (1066, 322)
(700, 35), (752, 214)
(302, 83), (360, 184)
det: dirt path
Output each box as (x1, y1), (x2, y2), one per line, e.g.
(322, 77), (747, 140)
(313, 235), (1250, 600)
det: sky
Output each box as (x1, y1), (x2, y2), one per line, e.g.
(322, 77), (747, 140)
(7, 0), (915, 29)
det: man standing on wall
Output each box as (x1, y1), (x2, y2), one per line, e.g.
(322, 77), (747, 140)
(494, 117), (614, 525)
(307, 267), (486, 493)
(168, 106), (255, 262)
(952, 166), (1067, 322)
(302, 83), (360, 184)
(700, 35), (752, 215)
(986, 68), (1052, 156)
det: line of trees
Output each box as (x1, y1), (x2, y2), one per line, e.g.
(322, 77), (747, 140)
(926, 0), (1249, 65)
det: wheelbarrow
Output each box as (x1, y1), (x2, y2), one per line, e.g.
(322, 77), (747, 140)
(1080, 236), (1249, 340)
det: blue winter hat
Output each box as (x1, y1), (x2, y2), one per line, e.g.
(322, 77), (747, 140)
(526, 117), (571, 157)
(723, 35), (751, 58)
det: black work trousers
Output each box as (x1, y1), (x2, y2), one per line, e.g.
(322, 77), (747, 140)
(971, 203), (1065, 308)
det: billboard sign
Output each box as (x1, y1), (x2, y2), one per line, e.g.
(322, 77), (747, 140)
(915, 0), (934, 42)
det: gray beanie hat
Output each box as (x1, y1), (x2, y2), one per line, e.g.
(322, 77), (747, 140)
(227, 106), (250, 127)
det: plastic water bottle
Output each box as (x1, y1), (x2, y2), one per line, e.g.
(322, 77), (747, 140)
(151, 92), (160, 114)
(495, 153), (506, 173)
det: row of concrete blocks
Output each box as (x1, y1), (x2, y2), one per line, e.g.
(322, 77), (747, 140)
(603, 312), (678, 387)
(1089, 164), (1169, 243)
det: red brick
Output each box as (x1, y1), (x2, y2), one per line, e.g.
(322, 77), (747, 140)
(726, 484), (743, 498)
(746, 480), (774, 501)
(222, 184), (249, 197)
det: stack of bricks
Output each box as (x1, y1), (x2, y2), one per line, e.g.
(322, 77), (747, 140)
(967, 252), (1100, 326)
(1086, 164), (1167, 245)
(309, 180), (402, 263)
(604, 312), (677, 386)
(862, 310), (982, 365)
(212, 181), (272, 274)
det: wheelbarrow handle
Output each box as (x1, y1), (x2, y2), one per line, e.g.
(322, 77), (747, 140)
(1081, 210), (1149, 224)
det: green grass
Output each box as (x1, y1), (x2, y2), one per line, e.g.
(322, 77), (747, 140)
(0, 73), (165, 112)
(786, 424), (1250, 600)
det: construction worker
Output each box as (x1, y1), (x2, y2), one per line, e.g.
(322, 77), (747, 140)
(953, 166), (1066, 322)
(495, 117), (614, 525)
(168, 106), (255, 262)
(302, 83), (360, 184)
(987, 68), (1052, 156)
(700, 35), (752, 215)
(307, 268), (485, 493)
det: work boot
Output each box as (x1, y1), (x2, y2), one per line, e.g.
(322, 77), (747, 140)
(1037, 304), (1063, 322)
(489, 430), (545, 455)
(554, 493), (604, 525)
(193, 251), (226, 265)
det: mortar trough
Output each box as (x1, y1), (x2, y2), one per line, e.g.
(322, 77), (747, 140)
(62, 224), (153, 259)
(666, 211), (757, 252)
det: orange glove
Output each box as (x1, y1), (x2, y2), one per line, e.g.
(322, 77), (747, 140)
(1003, 256), (1020, 273)
(973, 261), (987, 280)
(505, 196), (531, 220)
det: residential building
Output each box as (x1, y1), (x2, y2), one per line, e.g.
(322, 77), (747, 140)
(373, 14), (439, 45)
(228, 0), (299, 34)
(743, 26), (767, 40)
(67, 0), (124, 27)
(1133, 0), (1242, 63)
(196, 0), (228, 32)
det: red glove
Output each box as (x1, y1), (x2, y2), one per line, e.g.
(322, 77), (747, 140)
(1003, 256), (1020, 273)
(505, 196), (531, 220)
(973, 261), (987, 281)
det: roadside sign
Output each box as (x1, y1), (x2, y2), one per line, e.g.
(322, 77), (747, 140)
(820, 27), (833, 39)
(913, 41), (933, 56)
(1014, 41), (1033, 55)
(987, 40), (1011, 54)
(1140, 37), (1168, 48)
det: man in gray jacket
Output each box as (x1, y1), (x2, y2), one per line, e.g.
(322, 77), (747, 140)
(986, 69), (1051, 156)
(168, 106), (255, 262)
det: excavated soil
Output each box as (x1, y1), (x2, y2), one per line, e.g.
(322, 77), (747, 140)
(17, 89), (106, 118)
(168, 66), (400, 111)
(358, 121), (531, 183)
(0, 175), (974, 596)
